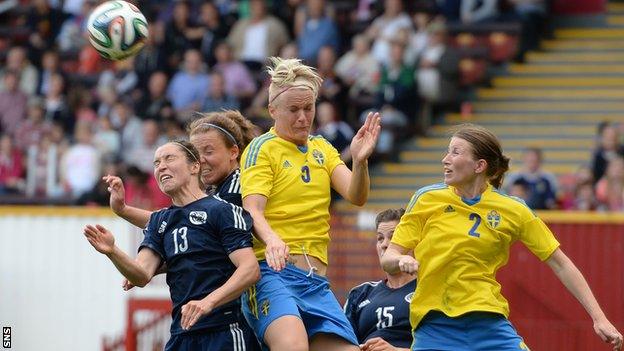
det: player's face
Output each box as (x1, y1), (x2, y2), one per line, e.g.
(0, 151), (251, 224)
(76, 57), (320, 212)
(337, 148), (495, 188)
(190, 130), (238, 187)
(442, 137), (480, 188)
(153, 143), (199, 195)
(270, 88), (316, 146)
(376, 220), (399, 261)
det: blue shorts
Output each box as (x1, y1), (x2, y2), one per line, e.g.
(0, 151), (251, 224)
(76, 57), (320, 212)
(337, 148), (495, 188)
(241, 261), (358, 349)
(412, 311), (530, 351)
(165, 321), (261, 351)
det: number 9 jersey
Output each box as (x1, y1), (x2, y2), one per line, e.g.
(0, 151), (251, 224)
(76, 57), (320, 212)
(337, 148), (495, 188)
(391, 183), (560, 331)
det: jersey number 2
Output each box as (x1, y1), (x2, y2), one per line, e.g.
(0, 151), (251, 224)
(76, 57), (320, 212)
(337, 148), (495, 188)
(172, 227), (189, 254)
(468, 213), (481, 237)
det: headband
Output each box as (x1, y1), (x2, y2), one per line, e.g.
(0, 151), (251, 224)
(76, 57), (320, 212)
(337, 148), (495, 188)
(173, 141), (199, 163)
(199, 123), (238, 146)
(268, 82), (317, 104)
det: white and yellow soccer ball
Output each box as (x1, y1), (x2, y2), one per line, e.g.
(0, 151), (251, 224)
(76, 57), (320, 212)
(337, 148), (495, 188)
(86, 0), (148, 60)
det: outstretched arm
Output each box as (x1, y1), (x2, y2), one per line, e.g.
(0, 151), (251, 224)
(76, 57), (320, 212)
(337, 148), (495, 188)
(103, 175), (153, 228)
(380, 243), (419, 276)
(546, 248), (623, 351)
(331, 112), (381, 206)
(84, 224), (161, 287)
(243, 194), (289, 271)
(180, 247), (260, 330)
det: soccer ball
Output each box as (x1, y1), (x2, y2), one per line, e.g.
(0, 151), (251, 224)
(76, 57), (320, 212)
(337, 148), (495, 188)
(87, 0), (148, 60)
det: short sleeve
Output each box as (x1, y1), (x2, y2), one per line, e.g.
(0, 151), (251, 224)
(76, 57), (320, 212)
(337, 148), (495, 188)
(343, 288), (361, 335)
(391, 193), (425, 250)
(519, 215), (560, 261)
(138, 212), (165, 259)
(321, 138), (345, 174)
(241, 143), (274, 198)
(214, 201), (254, 254)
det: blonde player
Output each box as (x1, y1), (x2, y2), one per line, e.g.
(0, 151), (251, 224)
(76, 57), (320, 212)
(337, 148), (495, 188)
(381, 124), (623, 351)
(240, 57), (381, 351)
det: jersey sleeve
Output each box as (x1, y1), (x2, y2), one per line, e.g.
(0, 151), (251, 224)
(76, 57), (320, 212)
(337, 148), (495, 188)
(518, 212), (560, 261)
(138, 211), (165, 259)
(241, 141), (274, 198)
(343, 284), (366, 343)
(320, 137), (345, 174)
(391, 192), (426, 250)
(214, 201), (254, 254)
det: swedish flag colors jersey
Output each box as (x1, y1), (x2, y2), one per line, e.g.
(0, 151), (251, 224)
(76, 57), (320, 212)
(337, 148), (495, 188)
(240, 128), (344, 264)
(391, 183), (560, 331)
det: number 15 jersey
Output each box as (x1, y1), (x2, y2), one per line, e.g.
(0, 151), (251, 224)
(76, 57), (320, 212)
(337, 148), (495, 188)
(391, 183), (560, 331)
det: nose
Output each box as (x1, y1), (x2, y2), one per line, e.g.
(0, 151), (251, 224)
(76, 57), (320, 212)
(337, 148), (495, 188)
(381, 237), (390, 251)
(442, 153), (451, 165)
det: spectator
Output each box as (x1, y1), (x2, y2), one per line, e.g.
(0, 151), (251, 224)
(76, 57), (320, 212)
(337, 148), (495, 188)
(163, 0), (198, 71)
(295, 0), (339, 64)
(110, 99), (143, 153)
(25, 122), (67, 198)
(595, 157), (624, 211)
(135, 71), (173, 121)
(316, 46), (346, 105)
(315, 101), (354, 163)
(0, 70), (28, 138)
(134, 24), (168, 86)
(95, 86), (118, 120)
(377, 40), (416, 120)
(56, 0), (95, 54)
(14, 96), (53, 152)
(505, 147), (558, 210)
(123, 119), (167, 174)
(192, 2), (230, 67)
(227, 0), (290, 71)
(461, 0), (499, 24)
(60, 121), (100, 198)
(93, 115), (121, 162)
(572, 181), (599, 211)
(415, 21), (460, 108)
(68, 86), (97, 123)
(98, 57), (139, 97)
(76, 160), (119, 206)
(591, 122), (624, 183)
(335, 34), (379, 104)
(404, 10), (432, 66)
(202, 72), (240, 112)
(213, 42), (257, 100)
(0, 47), (39, 96)
(36, 50), (64, 96)
(43, 73), (72, 133)
(512, 0), (548, 62)
(366, 0), (412, 66)
(0, 134), (25, 195)
(27, 0), (66, 65)
(166, 49), (211, 116)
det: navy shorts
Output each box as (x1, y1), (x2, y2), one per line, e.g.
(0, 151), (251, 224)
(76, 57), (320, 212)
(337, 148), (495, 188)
(241, 261), (358, 349)
(165, 321), (261, 351)
(413, 311), (530, 351)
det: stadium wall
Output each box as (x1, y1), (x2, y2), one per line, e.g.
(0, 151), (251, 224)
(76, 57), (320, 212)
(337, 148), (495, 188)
(0, 207), (168, 351)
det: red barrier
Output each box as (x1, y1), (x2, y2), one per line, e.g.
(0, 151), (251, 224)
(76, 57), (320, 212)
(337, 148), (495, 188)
(328, 211), (624, 351)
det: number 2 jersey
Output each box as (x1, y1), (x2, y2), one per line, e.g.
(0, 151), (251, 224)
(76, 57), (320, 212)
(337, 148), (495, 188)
(344, 279), (416, 348)
(139, 195), (253, 335)
(391, 183), (560, 331)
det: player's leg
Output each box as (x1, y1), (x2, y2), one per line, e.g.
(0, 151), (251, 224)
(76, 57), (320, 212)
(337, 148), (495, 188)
(241, 261), (308, 351)
(310, 333), (359, 351)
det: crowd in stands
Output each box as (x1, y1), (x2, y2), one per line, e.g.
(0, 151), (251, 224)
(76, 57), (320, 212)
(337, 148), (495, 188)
(3, 0), (616, 213)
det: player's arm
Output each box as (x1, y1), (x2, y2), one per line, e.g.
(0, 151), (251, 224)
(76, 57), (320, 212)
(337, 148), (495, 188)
(331, 111), (381, 206)
(243, 194), (289, 271)
(180, 247), (260, 330)
(546, 248), (623, 350)
(380, 243), (418, 275)
(103, 175), (152, 228)
(360, 337), (410, 351)
(83, 224), (161, 287)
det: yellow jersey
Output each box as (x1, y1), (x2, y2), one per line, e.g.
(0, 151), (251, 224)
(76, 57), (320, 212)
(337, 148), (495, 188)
(240, 128), (344, 264)
(391, 183), (560, 330)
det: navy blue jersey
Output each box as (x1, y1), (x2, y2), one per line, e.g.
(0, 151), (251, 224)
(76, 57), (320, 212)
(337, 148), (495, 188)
(344, 279), (416, 348)
(140, 195), (253, 335)
(208, 169), (242, 206)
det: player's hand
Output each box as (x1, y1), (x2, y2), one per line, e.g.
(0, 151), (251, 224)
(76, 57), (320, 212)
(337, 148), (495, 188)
(180, 299), (214, 330)
(84, 224), (115, 255)
(122, 278), (135, 291)
(265, 235), (289, 271)
(360, 337), (399, 351)
(398, 255), (419, 275)
(103, 175), (126, 215)
(594, 319), (623, 351)
(350, 111), (381, 164)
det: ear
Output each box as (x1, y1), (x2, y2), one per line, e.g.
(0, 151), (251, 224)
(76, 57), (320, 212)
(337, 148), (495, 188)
(191, 161), (201, 176)
(475, 159), (488, 174)
(229, 144), (240, 162)
(268, 103), (277, 120)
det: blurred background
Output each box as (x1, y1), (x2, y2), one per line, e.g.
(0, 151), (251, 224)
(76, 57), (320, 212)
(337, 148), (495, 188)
(0, 0), (623, 350)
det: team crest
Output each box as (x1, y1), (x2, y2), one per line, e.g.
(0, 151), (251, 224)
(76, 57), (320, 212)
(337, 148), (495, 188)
(404, 292), (414, 303)
(261, 299), (270, 316)
(158, 221), (167, 233)
(487, 210), (501, 229)
(312, 149), (324, 165)
(189, 211), (207, 225)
